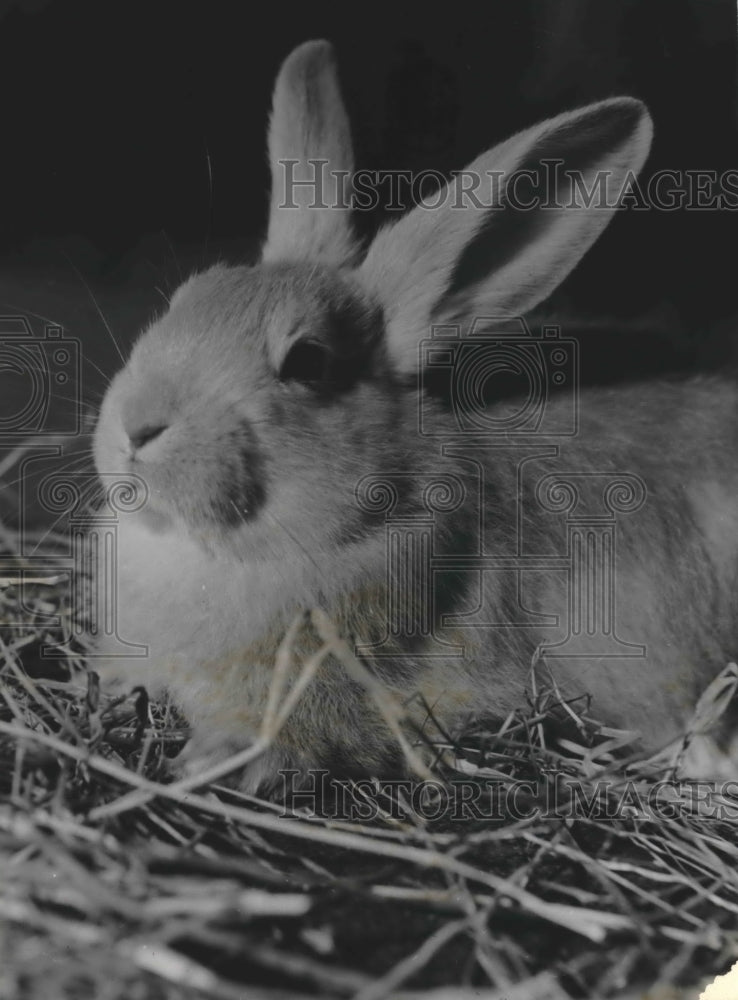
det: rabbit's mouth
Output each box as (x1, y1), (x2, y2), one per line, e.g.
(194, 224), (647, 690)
(101, 433), (265, 544)
(103, 402), (268, 531)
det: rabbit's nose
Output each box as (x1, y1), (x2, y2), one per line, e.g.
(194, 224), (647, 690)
(127, 423), (168, 452)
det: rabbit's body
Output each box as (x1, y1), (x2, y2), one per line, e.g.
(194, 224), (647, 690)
(92, 41), (738, 791)
(95, 305), (738, 786)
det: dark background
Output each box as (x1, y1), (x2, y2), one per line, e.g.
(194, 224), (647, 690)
(0, 0), (736, 405)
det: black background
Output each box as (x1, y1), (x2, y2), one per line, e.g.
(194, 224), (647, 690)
(0, 0), (736, 384)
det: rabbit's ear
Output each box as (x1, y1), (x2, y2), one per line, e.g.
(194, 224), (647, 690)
(262, 40), (359, 266)
(360, 98), (653, 376)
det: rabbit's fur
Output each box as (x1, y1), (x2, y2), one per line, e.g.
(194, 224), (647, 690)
(92, 40), (738, 792)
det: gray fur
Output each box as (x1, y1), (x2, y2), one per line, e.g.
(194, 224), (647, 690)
(92, 41), (737, 792)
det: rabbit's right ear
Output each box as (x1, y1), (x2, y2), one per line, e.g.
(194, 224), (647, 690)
(262, 40), (359, 267)
(359, 98), (653, 376)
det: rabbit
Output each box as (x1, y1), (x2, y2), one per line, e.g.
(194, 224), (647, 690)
(91, 39), (738, 794)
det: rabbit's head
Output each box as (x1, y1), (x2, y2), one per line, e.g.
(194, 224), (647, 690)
(94, 40), (652, 560)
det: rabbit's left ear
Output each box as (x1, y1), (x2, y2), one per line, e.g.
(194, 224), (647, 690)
(359, 97), (653, 376)
(262, 40), (359, 266)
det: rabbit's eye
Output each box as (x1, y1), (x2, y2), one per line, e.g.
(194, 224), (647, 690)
(278, 340), (331, 386)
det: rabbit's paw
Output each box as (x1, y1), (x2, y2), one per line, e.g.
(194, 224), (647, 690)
(168, 732), (296, 797)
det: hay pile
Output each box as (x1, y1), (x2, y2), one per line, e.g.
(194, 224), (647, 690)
(1, 519), (737, 1000)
